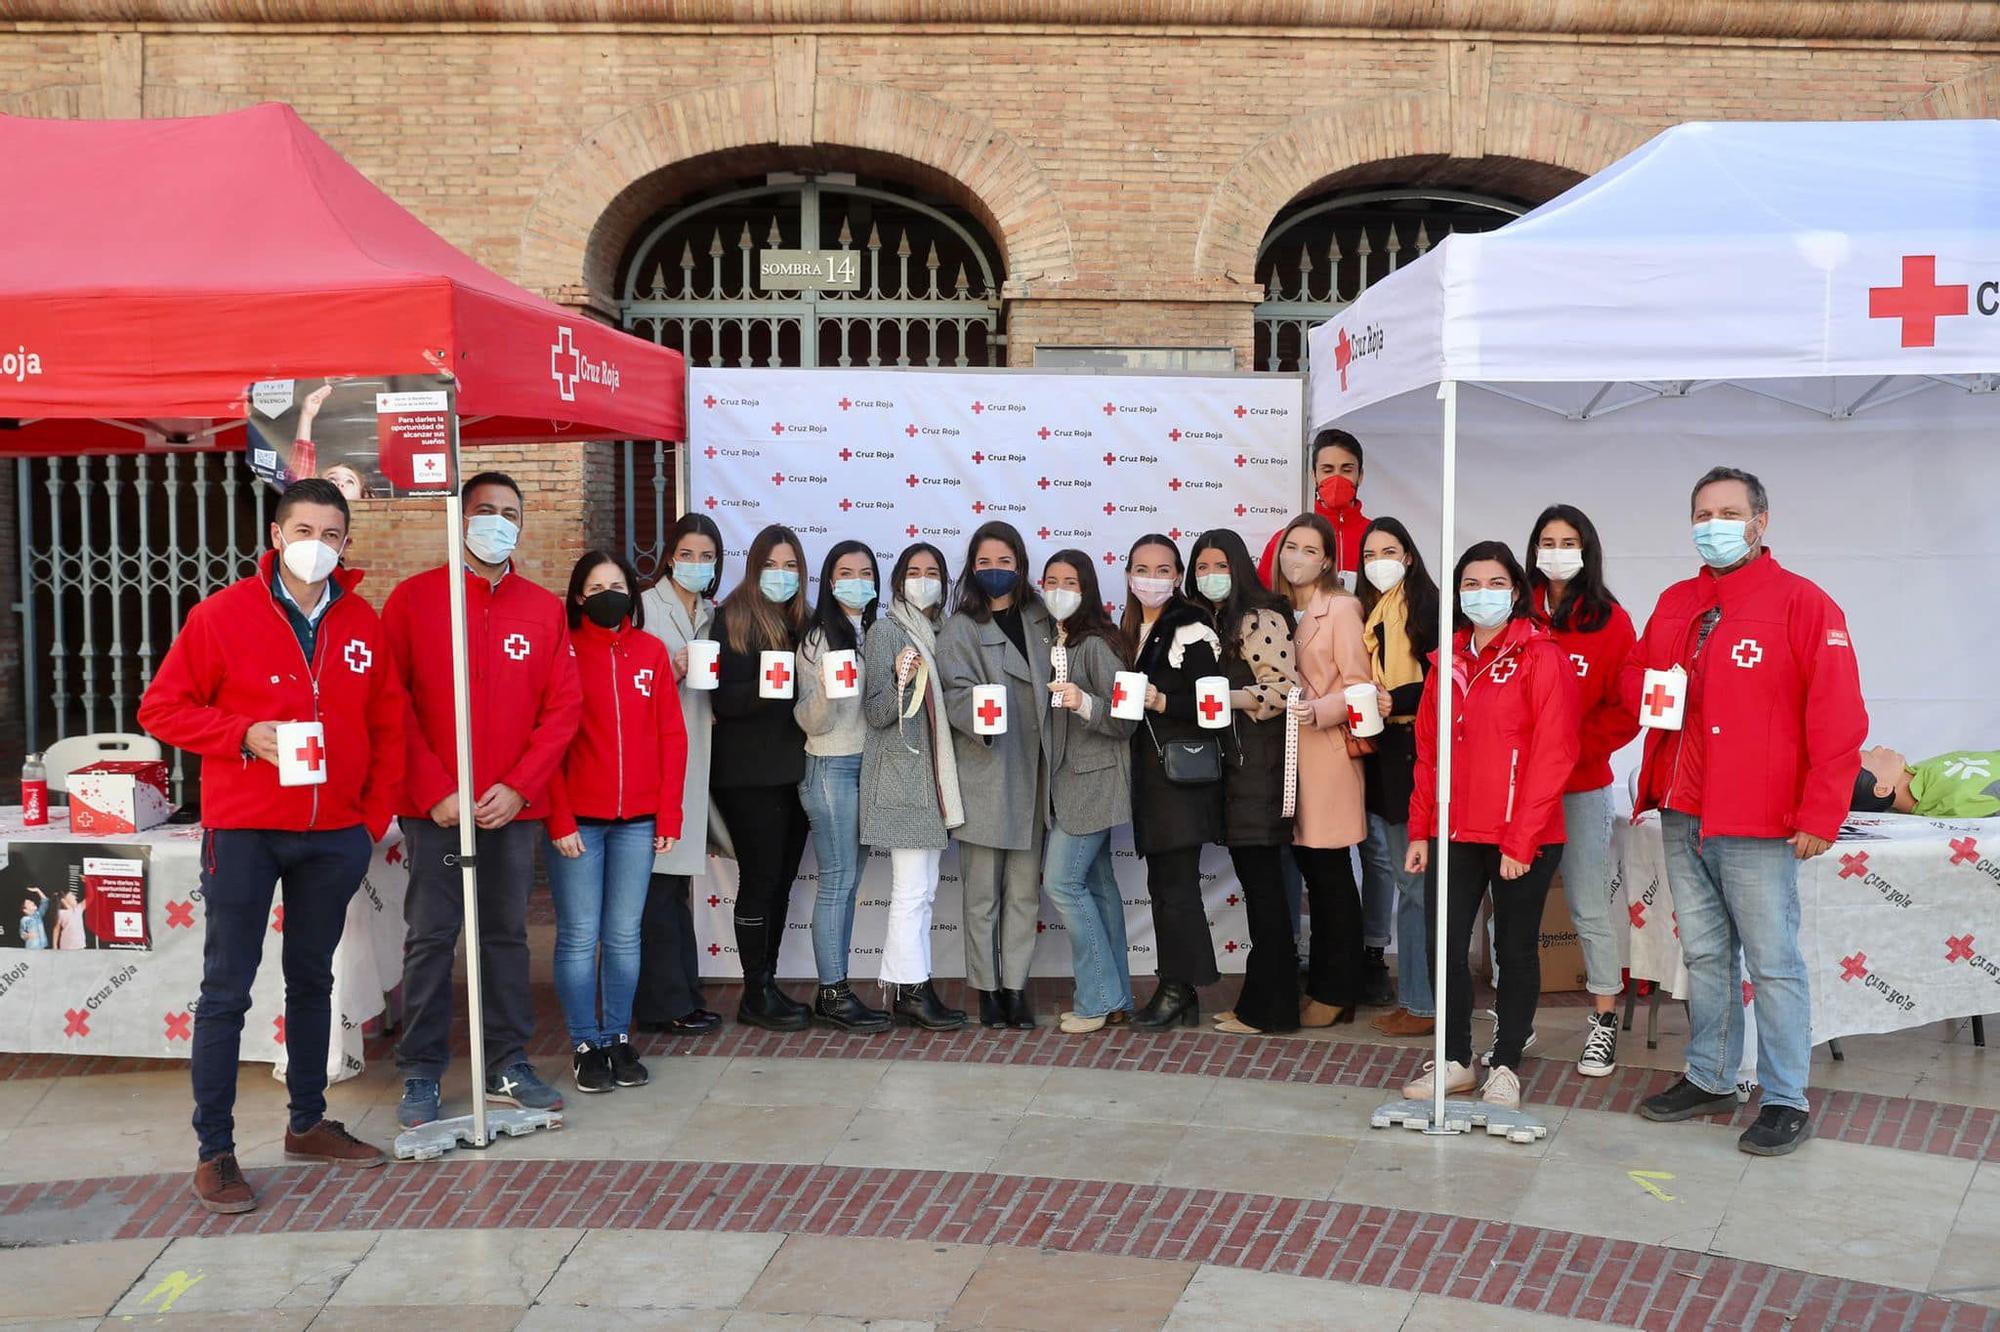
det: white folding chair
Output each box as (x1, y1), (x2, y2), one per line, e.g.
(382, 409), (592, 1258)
(43, 732), (163, 795)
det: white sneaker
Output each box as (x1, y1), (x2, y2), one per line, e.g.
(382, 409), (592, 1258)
(1577, 1013), (1618, 1078)
(1481, 1064), (1522, 1110)
(1402, 1059), (1476, 1100)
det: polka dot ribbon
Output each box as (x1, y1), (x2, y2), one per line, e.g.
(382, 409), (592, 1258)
(1051, 632), (1069, 708)
(1282, 686), (1302, 819)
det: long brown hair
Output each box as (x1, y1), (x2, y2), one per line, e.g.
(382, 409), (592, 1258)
(1116, 532), (1187, 649)
(722, 523), (810, 655)
(1271, 512), (1350, 605)
(1042, 549), (1127, 666)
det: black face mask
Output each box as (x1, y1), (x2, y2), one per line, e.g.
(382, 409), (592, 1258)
(581, 589), (631, 629)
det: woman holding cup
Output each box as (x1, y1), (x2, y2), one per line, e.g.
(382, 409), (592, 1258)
(938, 520), (1054, 1029)
(635, 513), (725, 1035)
(795, 539), (889, 1032)
(1526, 505), (1639, 1076)
(1122, 533), (1223, 1029)
(709, 523), (814, 1030)
(860, 542), (967, 1029)
(1039, 550), (1140, 1034)
(1273, 513), (1376, 1029)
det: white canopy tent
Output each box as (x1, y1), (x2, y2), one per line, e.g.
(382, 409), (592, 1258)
(1307, 119), (2000, 1134)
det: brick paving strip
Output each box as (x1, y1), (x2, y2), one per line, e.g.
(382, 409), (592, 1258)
(0, 1159), (1987, 1330)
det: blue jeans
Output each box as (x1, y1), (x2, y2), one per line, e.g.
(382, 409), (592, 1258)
(801, 752), (867, 984)
(1560, 787), (1623, 997)
(1660, 810), (1811, 1111)
(1043, 826), (1134, 1019)
(1360, 815), (1432, 1017)
(546, 818), (656, 1047)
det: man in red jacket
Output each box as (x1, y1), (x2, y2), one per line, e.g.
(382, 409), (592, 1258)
(138, 477), (404, 1213)
(382, 471), (582, 1129)
(1627, 467), (1867, 1157)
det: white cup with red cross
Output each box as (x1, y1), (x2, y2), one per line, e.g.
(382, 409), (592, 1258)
(759, 649), (797, 700)
(822, 648), (860, 700)
(1195, 676), (1232, 729)
(972, 683), (1008, 736)
(685, 639), (720, 691)
(275, 720), (329, 787)
(1343, 683), (1385, 738)
(1110, 671), (1147, 721)
(1638, 666), (1686, 731)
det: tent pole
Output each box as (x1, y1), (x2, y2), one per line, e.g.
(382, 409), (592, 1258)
(443, 480), (489, 1148)
(1431, 379), (1459, 1131)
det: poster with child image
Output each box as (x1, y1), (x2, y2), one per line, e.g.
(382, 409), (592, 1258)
(1, 843), (152, 951)
(244, 372), (458, 498)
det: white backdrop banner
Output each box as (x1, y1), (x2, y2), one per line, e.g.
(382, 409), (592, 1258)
(687, 367), (1304, 980)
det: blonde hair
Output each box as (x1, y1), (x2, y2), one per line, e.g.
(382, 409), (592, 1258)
(1272, 512), (1352, 603)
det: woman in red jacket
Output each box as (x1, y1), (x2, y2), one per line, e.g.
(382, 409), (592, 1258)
(1402, 541), (1580, 1111)
(546, 551), (690, 1096)
(1527, 505), (1639, 1078)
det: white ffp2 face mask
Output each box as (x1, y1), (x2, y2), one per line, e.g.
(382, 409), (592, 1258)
(1363, 559), (1407, 593)
(902, 576), (943, 611)
(1043, 587), (1083, 621)
(280, 535), (340, 584)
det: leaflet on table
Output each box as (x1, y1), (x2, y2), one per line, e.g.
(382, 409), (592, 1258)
(243, 372), (457, 499)
(1, 842), (152, 950)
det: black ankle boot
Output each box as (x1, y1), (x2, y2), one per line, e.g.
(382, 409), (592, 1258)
(977, 989), (1009, 1028)
(1001, 987), (1036, 1029)
(737, 972), (810, 1031)
(893, 981), (967, 1031)
(1131, 980), (1199, 1029)
(1362, 946), (1395, 1007)
(814, 980), (891, 1033)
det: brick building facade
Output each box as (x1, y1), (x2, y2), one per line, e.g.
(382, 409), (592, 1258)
(3, 0), (1999, 784)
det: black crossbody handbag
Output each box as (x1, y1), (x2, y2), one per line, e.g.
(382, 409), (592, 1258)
(1144, 715), (1222, 786)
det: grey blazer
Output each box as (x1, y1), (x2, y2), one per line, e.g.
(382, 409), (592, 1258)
(858, 615), (950, 851)
(1048, 633), (1137, 836)
(937, 599), (1054, 851)
(639, 584), (713, 877)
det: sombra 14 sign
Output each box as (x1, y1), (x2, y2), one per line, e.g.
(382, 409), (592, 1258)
(758, 249), (862, 292)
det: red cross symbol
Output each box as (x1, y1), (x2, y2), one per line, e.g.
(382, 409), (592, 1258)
(1643, 682), (1677, 718)
(1838, 851), (1870, 879)
(1104, 601), (1116, 615)
(1839, 952), (1869, 982)
(704, 497), (718, 510)
(1346, 705), (1363, 729)
(1037, 477), (1051, 490)
(905, 424), (919, 438)
(838, 397), (852, 410)
(1112, 680), (1129, 709)
(1168, 477), (1182, 491)
(972, 501), (986, 514)
(977, 697), (1004, 728)
(1223, 939), (1239, 953)
(764, 658), (792, 692)
(1168, 428), (1182, 442)
(1102, 551), (1117, 565)
(1628, 900), (1647, 929)
(1102, 402), (1116, 416)
(770, 421), (784, 436)
(1233, 405), (1247, 419)
(273, 1015), (287, 1044)
(834, 658), (859, 690)
(1950, 836), (1979, 866)
(839, 447), (853, 461)
(1490, 660), (1518, 685)
(771, 471), (785, 486)
(164, 1010), (192, 1041)
(1742, 980), (1756, 1006)
(707, 942), (721, 956)
(1672, 911), (1679, 940)
(634, 668), (654, 697)
(1226, 893), (1239, 906)
(1103, 503), (1116, 516)
(907, 524), (920, 538)
(1037, 527), (1051, 539)
(971, 401), (984, 414)
(1233, 454), (1247, 468)
(344, 640), (372, 674)
(504, 632), (531, 660)
(63, 1008), (89, 1038)
(1039, 427), (1053, 441)
(839, 498), (853, 512)
(707, 894), (721, 907)
(294, 733), (326, 773)
(1037, 920), (1047, 934)
(1731, 639), (1763, 669)
(1198, 693), (1224, 723)
(1101, 451), (1114, 465)
(704, 445), (717, 459)
(166, 899), (195, 929)
(386, 843), (404, 865)
(1946, 933), (1976, 963)
(1333, 326), (1354, 390)
(1869, 255), (1969, 348)
(702, 394), (717, 409)
(905, 474), (920, 488)
(972, 451), (986, 464)
(1234, 504), (1247, 517)
(271, 904), (285, 933)
(1168, 528), (1182, 541)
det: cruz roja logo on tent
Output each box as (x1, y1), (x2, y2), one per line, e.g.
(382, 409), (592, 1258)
(3, 345), (43, 383)
(549, 325), (622, 402)
(1866, 254), (2000, 348)
(1331, 322), (1383, 391)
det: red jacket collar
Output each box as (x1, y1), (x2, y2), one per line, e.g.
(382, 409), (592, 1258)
(255, 547), (365, 597)
(1452, 615), (1548, 662)
(572, 618), (632, 649)
(1694, 547), (1783, 605)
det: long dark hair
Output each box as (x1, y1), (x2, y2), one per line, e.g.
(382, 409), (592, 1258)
(1525, 503), (1618, 634)
(564, 549), (644, 631)
(890, 542), (951, 621)
(952, 520), (1037, 622)
(808, 539), (880, 652)
(1451, 539), (1532, 634)
(1043, 548), (1127, 665)
(1186, 528), (1288, 663)
(652, 512), (724, 600)
(1117, 532), (1187, 646)
(721, 523), (810, 654)
(1358, 515), (1440, 661)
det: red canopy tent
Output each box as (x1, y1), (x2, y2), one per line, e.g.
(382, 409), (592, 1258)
(0, 102), (684, 450)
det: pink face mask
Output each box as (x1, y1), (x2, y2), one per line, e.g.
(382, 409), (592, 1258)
(1127, 574), (1176, 608)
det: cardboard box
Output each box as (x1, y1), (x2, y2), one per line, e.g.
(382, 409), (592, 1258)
(66, 760), (172, 835)
(1538, 871), (1589, 993)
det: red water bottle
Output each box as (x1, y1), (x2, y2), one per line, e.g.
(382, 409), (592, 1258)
(20, 752), (47, 827)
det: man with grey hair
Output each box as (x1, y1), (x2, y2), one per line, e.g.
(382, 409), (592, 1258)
(1623, 466), (1867, 1156)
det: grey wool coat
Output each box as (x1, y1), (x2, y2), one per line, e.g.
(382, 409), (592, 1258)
(858, 613), (951, 851)
(937, 600), (1055, 851)
(639, 583), (714, 877)
(1047, 633), (1137, 836)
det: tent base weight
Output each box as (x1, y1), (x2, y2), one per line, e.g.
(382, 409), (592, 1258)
(393, 1108), (563, 1161)
(1370, 1097), (1547, 1144)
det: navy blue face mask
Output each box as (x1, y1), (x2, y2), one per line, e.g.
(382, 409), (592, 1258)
(973, 568), (1019, 599)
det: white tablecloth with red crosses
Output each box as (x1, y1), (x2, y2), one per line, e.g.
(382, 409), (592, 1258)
(0, 807), (406, 1083)
(1615, 809), (2000, 1043)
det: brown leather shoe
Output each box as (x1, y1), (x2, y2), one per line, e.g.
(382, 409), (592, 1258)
(1372, 1006), (1437, 1037)
(192, 1152), (257, 1214)
(284, 1118), (386, 1168)
(1298, 998), (1355, 1028)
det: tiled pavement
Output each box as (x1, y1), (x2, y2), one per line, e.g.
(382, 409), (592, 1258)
(4, 980), (1999, 1330)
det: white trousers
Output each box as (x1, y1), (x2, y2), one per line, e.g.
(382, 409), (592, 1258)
(881, 847), (944, 984)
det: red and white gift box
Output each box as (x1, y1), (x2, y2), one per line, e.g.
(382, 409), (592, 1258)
(67, 760), (172, 835)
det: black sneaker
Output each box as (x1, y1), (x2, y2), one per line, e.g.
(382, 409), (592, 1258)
(1577, 1012), (1618, 1078)
(1638, 1075), (1739, 1123)
(605, 1036), (650, 1088)
(1738, 1105), (1812, 1156)
(570, 1043), (615, 1095)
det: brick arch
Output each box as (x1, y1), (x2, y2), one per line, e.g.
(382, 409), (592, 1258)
(1902, 63), (2000, 118)
(522, 78), (1076, 310)
(1193, 92), (1650, 284)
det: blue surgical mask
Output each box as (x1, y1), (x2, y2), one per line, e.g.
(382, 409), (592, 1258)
(671, 560), (713, 595)
(973, 568), (1019, 599)
(1693, 519), (1753, 569)
(758, 568), (800, 603)
(1195, 572), (1232, 602)
(463, 514), (519, 565)
(832, 578), (876, 611)
(1459, 588), (1514, 629)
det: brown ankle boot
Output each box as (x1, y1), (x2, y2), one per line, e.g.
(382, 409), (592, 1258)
(1372, 1006), (1437, 1037)
(192, 1152), (257, 1214)
(285, 1118), (386, 1167)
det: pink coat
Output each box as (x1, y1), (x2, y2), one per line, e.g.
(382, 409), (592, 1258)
(1292, 590), (1371, 849)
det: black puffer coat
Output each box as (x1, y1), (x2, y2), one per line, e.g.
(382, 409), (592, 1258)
(1128, 599), (1224, 856)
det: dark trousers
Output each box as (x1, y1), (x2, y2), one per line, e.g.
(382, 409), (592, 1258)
(635, 872), (706, 1022)
(396, 817), (540, 1081)
(1228, 845), (1299, 1031)
(1425, 840), (1560, 1069)
(1144, 847), (1219, 987)
(1294, 845), (1366, 1008)
(709, 785), (810, 978)
(192, 825), (370, 1160)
